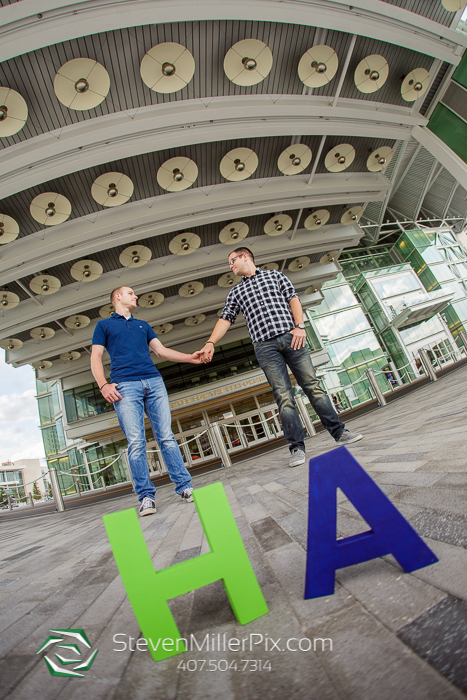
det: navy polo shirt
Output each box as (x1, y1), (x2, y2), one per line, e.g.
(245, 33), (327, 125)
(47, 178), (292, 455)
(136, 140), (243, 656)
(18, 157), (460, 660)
(92, 313), (161, 383)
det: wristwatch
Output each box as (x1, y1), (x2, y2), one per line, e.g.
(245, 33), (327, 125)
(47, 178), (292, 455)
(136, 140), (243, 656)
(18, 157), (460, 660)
(295, 323), (305, 329)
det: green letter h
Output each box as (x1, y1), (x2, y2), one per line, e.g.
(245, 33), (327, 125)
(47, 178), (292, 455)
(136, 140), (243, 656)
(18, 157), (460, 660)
(103, 482), (268, 661)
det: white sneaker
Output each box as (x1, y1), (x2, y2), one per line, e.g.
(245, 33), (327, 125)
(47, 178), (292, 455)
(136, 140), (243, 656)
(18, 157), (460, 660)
(139, 496), (156, 516)
(289, 448), (306, 467)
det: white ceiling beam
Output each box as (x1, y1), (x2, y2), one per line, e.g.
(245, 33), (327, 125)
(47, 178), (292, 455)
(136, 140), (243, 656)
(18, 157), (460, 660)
(0, 172), (390, 285)
(0, 0), (465, 63)
(413, 125), (467, 192)
(0, 96), (423, 201)
(0, 226), (362, 336)
(8, 262), (340, 365)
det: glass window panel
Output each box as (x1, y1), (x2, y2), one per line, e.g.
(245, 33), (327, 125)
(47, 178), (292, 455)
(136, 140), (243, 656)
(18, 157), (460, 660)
(37, 395), (53, 425)
(372, 275), (420, 299)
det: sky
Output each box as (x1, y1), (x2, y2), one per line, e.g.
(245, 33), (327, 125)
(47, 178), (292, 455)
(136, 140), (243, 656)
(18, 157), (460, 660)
(0, 354), (45, 464)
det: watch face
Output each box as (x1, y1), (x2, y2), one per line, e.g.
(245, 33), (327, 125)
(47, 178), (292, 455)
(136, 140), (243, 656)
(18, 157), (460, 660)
(297, 323), (305, 329)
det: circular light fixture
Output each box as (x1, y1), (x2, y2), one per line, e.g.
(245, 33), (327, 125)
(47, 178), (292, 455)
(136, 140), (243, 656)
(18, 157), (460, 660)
(441, 0), (464, 10)
(29, 275), (61, 296)
(0, 337), (23, 351)
(154, 323), (173, 335)
(354, 55), (389, 93)
(157, 156), (198, 192)
(0, 290), (20, 310)
(0, 87), (28, 137)
(30, 193), (72, 226)
(54, 58), (110, 110)
(324, 144), (356, 173)
(91, 172), (134, 207)
(119, 245), (152, 268)
(264, 214), (293, 236)
(169, 232), (201, 255)
(304, 209), (330, 230)
(30, 326), (55, 340)
(298, 45), (339, 88)
(218, 272), (241, 288)
(341, 206), (364, 225)
(99, 304), (115, 318)
(140, 43), (195, 93)
(224, 39), (273, 86)
(401, 68), (430, 101)
(220, 147), (258, 182)
(64, 314), (90, 330)
(278, 144), (312, 175)
(260, 262), (279, 271)
(320, 250), (341, 265)
(178, 280), (204, 298)
(288, 256), (310, 272)
(185, 314), (206, 326)
(32, 359), (53, 370)
(305, 282), (323, 295)
(70, 259), (103, 282)
(367, 146), (394, 172)
(219, 221), (249, 245)
(139, 291), (164, 309)
(60, 350), (81, 362)
(0, 214), (19, 244)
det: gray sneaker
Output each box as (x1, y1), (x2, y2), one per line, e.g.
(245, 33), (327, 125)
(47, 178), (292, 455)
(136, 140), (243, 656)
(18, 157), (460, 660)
(289, 448), (306, 467)
(180, 487), (194, 503)
(336, 429), (363, 445)
(139, 496), (156, 516)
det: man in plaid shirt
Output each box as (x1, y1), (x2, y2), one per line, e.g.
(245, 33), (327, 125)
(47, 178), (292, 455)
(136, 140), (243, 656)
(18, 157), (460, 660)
(199, 247), (362, 466)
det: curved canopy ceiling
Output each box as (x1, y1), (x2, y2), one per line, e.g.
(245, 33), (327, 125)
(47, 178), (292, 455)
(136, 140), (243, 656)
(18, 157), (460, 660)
(0, 0), (466, 371)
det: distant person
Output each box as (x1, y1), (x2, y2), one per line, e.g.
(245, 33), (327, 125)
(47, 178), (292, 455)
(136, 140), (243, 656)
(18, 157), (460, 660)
(332, 394), (344, 412)
(91, 286), (203, 516)
(198, 248), (363, 467)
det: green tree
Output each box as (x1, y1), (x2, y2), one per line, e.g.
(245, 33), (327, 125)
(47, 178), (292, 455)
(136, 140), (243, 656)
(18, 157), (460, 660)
(32, 481), (42, 500)
(46, 481), (53, 498)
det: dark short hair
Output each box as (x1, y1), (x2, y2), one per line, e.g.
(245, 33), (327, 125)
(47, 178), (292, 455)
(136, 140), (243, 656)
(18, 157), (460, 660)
(110, 286), (130, 305)
(230, 247), (255, 262)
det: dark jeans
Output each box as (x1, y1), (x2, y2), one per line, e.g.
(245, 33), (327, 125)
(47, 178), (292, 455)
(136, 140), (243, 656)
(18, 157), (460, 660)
(254, 332), (345, 452)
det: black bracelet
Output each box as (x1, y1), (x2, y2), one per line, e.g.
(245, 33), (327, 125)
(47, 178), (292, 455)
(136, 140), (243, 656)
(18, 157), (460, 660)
(206, 341), (215, 346)
(99, 383), (108, 390)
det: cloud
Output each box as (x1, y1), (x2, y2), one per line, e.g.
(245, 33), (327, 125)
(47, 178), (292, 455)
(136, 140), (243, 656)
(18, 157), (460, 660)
(0, 360), (45, 463)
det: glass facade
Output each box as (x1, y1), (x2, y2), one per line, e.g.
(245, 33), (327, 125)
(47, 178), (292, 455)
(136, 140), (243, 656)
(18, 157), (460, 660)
(64, 382), (113, 422)
(310, 273), (388, 407)
(393, 228), (467, 342)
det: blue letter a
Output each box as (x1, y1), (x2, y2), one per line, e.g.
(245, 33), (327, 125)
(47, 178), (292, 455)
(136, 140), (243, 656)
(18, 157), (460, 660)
(305, 446), (438, 599)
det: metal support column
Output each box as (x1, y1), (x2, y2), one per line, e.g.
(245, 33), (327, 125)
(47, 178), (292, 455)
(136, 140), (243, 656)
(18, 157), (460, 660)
(418, 348), (438, 382)
(458, 330), (467, 354)
(209, 422), (233, 468)
(80, 449), (94, 491)
(49, 467), (66, 512)
(7, 495), (12, 510)
(29, 493), (34, 507)
(365, 369), (387, 407)
(295, 395), (316, 437)
(388, 360), (403, 386)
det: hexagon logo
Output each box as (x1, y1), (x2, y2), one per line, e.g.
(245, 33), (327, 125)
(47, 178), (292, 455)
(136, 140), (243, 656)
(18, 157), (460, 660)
(36, 628), (98, 677)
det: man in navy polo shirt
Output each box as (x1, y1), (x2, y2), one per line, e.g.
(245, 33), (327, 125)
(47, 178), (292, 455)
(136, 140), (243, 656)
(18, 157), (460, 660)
(91, 286), (203, 516)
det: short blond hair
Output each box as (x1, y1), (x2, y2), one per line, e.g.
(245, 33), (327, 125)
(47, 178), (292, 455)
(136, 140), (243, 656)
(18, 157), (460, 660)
(110, 286), (130, 305)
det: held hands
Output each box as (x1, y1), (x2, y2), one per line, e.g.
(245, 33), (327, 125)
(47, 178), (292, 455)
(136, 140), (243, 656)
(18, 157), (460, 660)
(101, 383), (122, 403)
(199, 343), (214, 363)
(290, 327), (307, 350)
(190, 350), (204, 364)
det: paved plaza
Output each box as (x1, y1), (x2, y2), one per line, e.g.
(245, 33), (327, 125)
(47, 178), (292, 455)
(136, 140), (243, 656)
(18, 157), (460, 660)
(1, 366), (467, 700)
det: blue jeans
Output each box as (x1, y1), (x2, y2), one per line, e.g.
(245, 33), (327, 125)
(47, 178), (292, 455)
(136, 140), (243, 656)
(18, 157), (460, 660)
(113, 376), (192, 501)
(253, 332), (345, 452)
